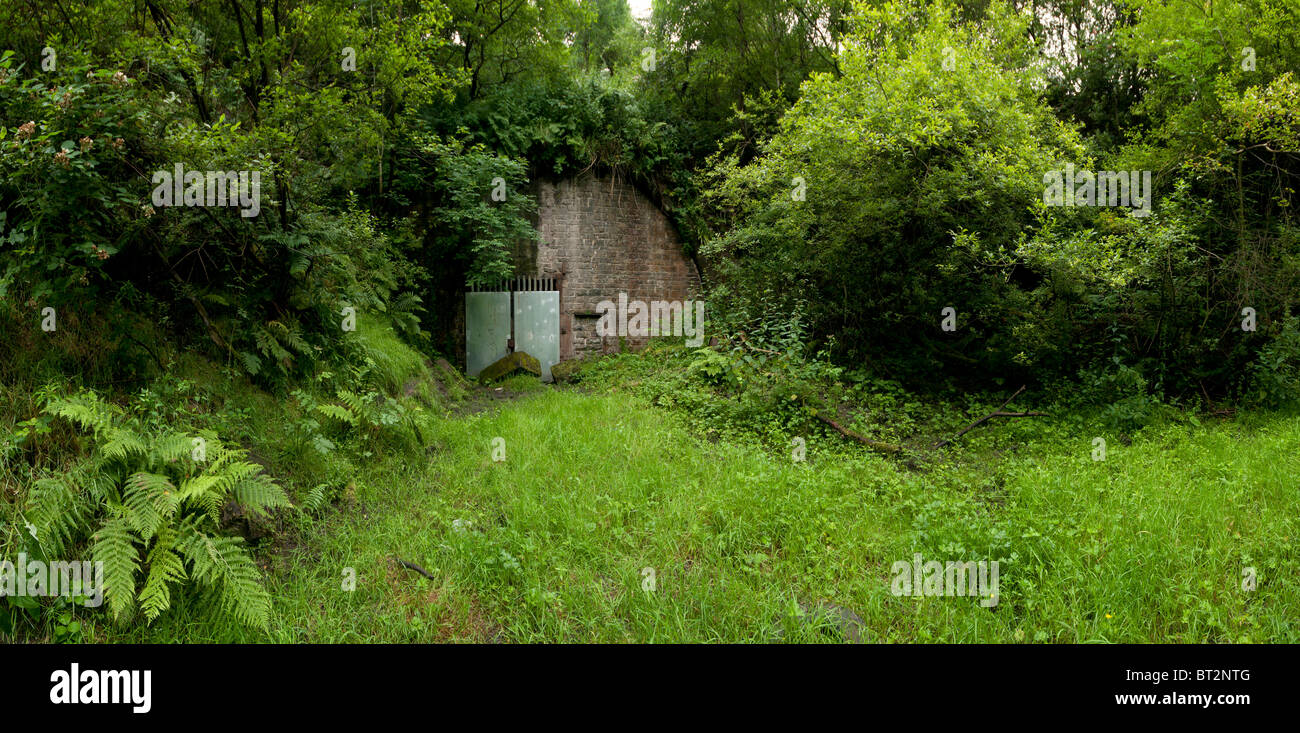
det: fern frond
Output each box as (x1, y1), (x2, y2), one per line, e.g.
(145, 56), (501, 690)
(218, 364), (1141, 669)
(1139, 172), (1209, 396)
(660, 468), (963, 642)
(93, 517), (140, 619)
(269, 319), (309, 354)
(176, 473), (222, 503)
(176, 517), (223, 580)
(301, 483), (332, 514)
(101, 427), (148, 463)
(215, 541), (272, 629)
(123, 472), (175, 538)
(151, 432), (193, 463)
(27, 475), (92, 556)
(176, 520), (270, 629)
(232, 473), (292, 515)
(214, 460), (264, 492)
(83, 469), (116, 503)
(339, 389), (369, 417)
(239, 350), (262, 375)
(193, 460), (269, 519)
(316, 403), (357, 426)
(254, 325), (293, 365)
(137, 535), (187, 623)
(45, 392), (115, 436)
(32, 393), (281, 630)
(198, 436), (236, 472)
(285, 327), (309, 355)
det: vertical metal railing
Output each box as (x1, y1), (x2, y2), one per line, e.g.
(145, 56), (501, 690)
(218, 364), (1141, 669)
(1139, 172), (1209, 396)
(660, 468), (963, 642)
(469, 276), (557, 293)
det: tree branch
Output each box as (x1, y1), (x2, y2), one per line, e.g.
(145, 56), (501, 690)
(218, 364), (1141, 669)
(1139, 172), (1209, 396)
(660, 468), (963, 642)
(814, 410), (902, 455)
(933, 385), (1047, 449)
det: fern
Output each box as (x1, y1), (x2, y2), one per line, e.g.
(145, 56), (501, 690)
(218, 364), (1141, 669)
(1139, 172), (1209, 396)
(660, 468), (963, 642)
(45, 393), (116, 437)
(177, 519), (271, 629)
(33, 390), (289, 629)
(254, 323), (295, 368)
(315, 403), (357, 426)
(270, 318), (309, 355)
(122, 472), (175, 537)
(93, 517), (140, 619)
(239, 350), (262, 375)
(338, 389), (369, 417)
(301, 483), (333, 514)
(151, 432), (193, 463)
(232, 472), (293, 516)
(137, 532), (187, 623)
(101, 428), (148, 462)
(313, 387), (422, 453)
(27, 476), (87, 557)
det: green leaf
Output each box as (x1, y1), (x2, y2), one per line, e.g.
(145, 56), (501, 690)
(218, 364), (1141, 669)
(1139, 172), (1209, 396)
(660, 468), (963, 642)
(93, 518), (140, 620)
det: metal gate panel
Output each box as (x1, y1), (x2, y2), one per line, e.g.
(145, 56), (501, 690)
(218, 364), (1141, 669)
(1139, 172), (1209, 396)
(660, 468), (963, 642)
(465, 291), (511, 378)
(513, 290), (560, 382)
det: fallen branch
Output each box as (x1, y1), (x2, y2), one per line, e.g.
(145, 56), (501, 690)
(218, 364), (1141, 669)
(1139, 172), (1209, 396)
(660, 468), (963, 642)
(393, 556), (437, 581)
(933, 385), (1047, 449)
(814, 411), (902, 454)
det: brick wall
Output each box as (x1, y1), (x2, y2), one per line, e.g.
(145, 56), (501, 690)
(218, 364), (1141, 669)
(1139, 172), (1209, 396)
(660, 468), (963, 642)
(530, 174), (700, 359)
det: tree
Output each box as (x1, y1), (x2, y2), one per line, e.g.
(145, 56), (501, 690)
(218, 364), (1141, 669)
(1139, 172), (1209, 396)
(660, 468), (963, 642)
(700, 0), (1081, 379)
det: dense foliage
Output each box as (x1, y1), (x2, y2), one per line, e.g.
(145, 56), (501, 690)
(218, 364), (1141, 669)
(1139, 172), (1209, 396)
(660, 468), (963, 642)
(699, 0), (1300, 403)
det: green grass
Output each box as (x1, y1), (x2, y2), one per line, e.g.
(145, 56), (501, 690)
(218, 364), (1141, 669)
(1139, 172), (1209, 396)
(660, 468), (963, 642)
(118, 387), (1298, 643)
(491, 374), (548, 393)
(347, 316), (434, 397)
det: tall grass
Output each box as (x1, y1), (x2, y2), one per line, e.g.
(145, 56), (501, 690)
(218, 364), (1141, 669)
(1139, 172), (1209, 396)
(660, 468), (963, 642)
(124, 389), (1298, 643)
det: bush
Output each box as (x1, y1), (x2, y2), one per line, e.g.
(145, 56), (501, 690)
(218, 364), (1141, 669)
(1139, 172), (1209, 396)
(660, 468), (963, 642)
(698, 1), (1080, 383)
(1248, 315), (1300, 409)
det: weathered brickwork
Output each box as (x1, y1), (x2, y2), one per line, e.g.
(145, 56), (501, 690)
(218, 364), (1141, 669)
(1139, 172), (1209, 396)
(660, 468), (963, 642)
(530, 174), (700, 359)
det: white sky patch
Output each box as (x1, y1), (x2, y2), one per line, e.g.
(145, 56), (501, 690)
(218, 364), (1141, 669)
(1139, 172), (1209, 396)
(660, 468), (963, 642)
(627, 0), (652, 21)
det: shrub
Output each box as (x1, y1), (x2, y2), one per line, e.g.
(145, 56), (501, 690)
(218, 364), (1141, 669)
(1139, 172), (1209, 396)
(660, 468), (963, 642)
(1248, 315), (1300, 409)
